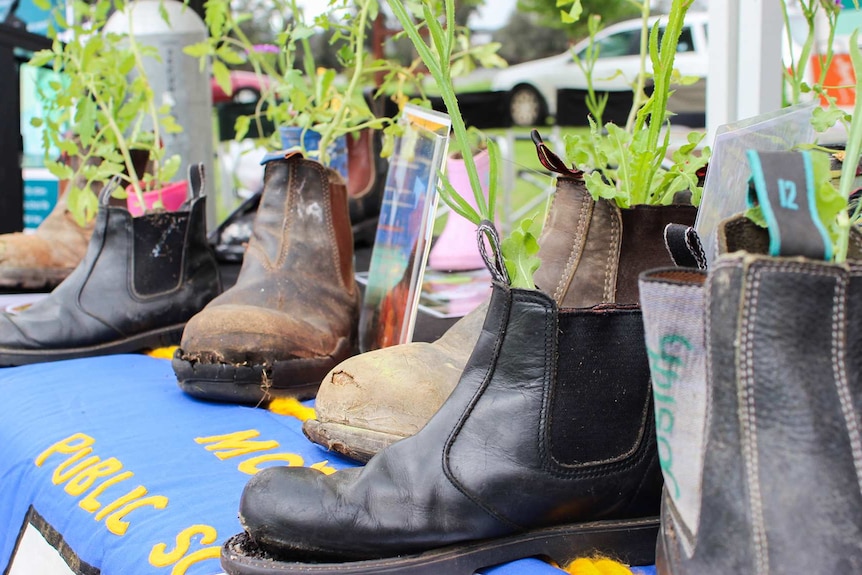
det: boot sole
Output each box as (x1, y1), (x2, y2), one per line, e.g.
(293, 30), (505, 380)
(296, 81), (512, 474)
(0, 324), (185, 366)
(302, 419), (404, 463)
(220, 517), (659, 574)
(0, 267), (73, 290)
(173, 339), (355, 404)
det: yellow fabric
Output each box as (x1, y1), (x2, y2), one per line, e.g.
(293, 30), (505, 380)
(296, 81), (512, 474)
(146, 346), (178, 360)
(563, 558), (633, 575)
(268, 398), (317, 422)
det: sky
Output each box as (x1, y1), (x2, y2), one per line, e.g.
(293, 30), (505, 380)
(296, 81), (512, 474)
(469, 0), (518, 30)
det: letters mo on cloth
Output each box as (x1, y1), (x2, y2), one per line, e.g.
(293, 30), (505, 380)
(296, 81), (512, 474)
(0, 356), (635, 575)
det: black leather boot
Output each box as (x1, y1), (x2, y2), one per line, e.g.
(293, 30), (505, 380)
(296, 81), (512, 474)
(0, 165), (221, 366)
(641, 150), (862, 575)
(220, 231), (663, 574)
(305, 130), (695, 462)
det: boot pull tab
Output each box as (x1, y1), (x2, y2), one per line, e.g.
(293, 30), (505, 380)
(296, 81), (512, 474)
(477, 220), (510, 285)
(664, 223), (707, 270)
(188, 163), (206, 199)
(746, 149), (832, 261)
(531, 129), (583, 179)
(99, 175), (124, 207)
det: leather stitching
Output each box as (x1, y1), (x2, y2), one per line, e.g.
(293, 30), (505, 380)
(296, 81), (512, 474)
(556, 190), (590, 303)
(311, 161), (346, 290)
(740, 263), (769, 575)
(248, 165), (282, 272)
(538, 295), (555, 468)
(276, 162), (298, 269)
(830, 275), (862, 498)
(81, 209), (128, 336)
(737, 259), (848, 574)
(604, 203), (620, 302)
(686, 228), (708, 270)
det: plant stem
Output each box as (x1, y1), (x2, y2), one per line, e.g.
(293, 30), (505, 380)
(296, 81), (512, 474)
(389, 0), (487, 222)
(89, 82), (144, 202)
(65, 42), (143, 204)
(226, 20), (279, 145)
(625, 1), (650, 133)
(644, 4), (677, 149)
(795, 3), (817, 104)
(835, 29), (862, 263)
(816, 8), (838, 97)
(317, 0), (371, 165)
(125, 8), (162, 203)
(780, 0), (798, 103)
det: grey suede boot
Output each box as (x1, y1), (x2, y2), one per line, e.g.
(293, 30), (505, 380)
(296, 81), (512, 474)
(305, 130), (697, 461)
(640, 149), (862, 575)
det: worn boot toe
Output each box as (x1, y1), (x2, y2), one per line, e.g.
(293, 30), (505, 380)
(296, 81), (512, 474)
(239, 466), (365, 560)
(174, 154), (360, 405)
(180, 304), (343, 365)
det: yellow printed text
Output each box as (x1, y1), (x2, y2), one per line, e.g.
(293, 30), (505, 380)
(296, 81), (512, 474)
(195, 429), (336, 475)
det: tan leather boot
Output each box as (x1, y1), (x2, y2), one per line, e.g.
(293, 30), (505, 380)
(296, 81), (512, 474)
(0, 191), (94, 289)
(173, 152), (360, 404)
(304, 130), (697, 461)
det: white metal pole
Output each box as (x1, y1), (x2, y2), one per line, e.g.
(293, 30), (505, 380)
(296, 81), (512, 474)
(706, 0), (738, 143)
(736, 0), (784, 120)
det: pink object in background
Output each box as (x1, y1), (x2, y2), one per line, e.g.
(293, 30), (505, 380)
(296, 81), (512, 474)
(428, 149), (491, 272)
(126, 181), (188, 216)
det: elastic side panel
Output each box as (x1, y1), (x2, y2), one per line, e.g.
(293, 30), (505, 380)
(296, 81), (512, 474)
(132, 212), (189, 296)
(616, 205), (697, 304)
(549, 307), (650, 466)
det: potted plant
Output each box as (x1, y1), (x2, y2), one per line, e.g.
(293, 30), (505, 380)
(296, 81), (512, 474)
(389, 0), (708, 286)
(561, 0), (711, 211)
(767, 0), (862, 262)
(218, 3), (708, 573)
(188, 0), (507, 171)
(0, 0), (222, 363)
(29, 0), (184, 223)
(188, 0), (391, 176)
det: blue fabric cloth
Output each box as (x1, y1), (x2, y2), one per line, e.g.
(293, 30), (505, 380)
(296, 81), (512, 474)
(0, 355), (658, 575)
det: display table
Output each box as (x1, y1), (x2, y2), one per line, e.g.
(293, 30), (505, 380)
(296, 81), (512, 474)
(0, 355), (656, 575)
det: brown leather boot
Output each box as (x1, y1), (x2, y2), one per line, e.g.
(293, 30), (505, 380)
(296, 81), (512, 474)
(304, 130), (697, 461)
(346, 128), (387, 247)
(0, 192), (94, 290)
(173, 152), (360, 404)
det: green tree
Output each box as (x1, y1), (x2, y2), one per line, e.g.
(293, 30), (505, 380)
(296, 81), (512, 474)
(493, 10), (569, 64)
(518, 0), (639, 40)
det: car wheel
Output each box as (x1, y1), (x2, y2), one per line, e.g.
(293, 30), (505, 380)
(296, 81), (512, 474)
(508, 85), (544, 127)
(233, 88), (260, 104)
